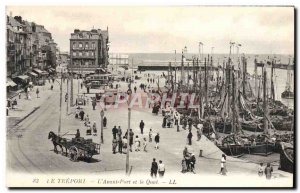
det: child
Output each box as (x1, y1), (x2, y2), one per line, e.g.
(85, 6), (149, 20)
(258, 163), (264, 176)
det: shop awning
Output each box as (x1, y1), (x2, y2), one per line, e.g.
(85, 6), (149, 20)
(33, 68), (43, 74)
(17, 75), (29, 81)
(28, 72), (38, 77)
(6, 78), (17, 87)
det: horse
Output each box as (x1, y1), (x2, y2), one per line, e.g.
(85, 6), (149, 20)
(48, 131), (66, 154)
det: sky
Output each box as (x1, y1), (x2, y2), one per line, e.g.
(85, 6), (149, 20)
(6, 6), (294, 54)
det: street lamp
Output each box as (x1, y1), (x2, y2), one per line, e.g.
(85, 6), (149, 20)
(55, 74), (63, 136)
(100, 110), (104, 144)
(126, 88), (132, 175)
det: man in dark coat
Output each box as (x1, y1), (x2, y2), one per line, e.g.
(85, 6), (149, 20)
(92, 100), (96, 110)
(187, 131), (193, 145)
(154, 133), (160, 149)
(139, 120), (145, 134)
(129, 129), (134, 152)
(188, 117), (193, 130)
(103, 116), (107, 128)
(79, 110), (85, 121)
(75, 129), (80, 138)
(162, 117), (167, 128)
(151, 158), (158, 178)
(118, 137), (123, 153)
(112, 126), (118, 139)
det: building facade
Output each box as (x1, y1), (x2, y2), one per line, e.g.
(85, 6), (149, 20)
(6, 15), (57, 77)
(69, 28), (109, 74)
(6, 14), (58, 92)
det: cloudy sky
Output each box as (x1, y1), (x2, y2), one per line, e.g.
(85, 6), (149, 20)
(7, 6), (294, 54)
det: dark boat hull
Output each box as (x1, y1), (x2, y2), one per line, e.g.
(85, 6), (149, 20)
(218, 144), (244, 157)
(244, 142), (275, 156)
(279, 146), (294, 173)
(281, 90), (294, 99)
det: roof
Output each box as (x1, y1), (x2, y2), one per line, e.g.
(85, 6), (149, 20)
(28, 71), (38, 77)
(35, 25), (50, 33)
(7, 16), (23, 27)
(33, 68), (43, 74)
(6, 78), (17, 87)
(17, 75), (29, 80)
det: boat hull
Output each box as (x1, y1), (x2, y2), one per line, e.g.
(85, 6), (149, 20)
(279, 145), (294, 173)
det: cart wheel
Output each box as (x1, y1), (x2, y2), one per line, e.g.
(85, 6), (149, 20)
(69, 146), (79, 162)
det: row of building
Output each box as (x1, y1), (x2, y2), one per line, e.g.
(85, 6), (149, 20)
(6, 14), (60, 95)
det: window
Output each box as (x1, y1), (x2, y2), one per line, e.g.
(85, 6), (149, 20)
(72, 52), (76, 57)
(91, 42), (95, 49)
(85, 61), (89, 66)
(72, 42), (76, 49)
(85, 42), (89, 49)
(91, 52), (94, 56)
(86, 51), (89, 56)
(79, 52), (82, 56)
(79, 42), (83, 48)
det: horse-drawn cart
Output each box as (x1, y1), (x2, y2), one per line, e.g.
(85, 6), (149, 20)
(48, 131), (100, 162)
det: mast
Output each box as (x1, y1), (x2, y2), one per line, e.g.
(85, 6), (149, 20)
(271, 59), (275, 101)
(231, 66), (238, 134)
(242, 56), (247, 98)
(199, 58), (203, 118)
(263, 68), (268, 134)
(204, 57), (208, 117)
(187, 62), (190, 89)
(254, 57), (258, 98)
(181, 50), (184, 85)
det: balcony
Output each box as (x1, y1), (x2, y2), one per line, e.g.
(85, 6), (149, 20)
(72, 55), (96, 59)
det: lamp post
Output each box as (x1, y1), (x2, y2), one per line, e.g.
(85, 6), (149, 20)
(56, 70), (63, 136)
(66, 74), (69, 115)
(126, 88), (132, 175)
(100, 110), (104, 144)
(174, 50), (177, 92)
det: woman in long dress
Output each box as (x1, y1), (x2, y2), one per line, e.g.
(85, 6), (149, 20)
(220, 154), (227, 175)
(135, 135), (140, 152)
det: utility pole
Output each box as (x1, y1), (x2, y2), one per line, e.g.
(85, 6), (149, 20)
(70, 63), (74, 107)
(100, 110), (104, 144)
(181, 50), (184, 85)
(66, 77), (69, 115)
(174, 50), (177, 92)
(58, 69), (63, 136)
(126, 89), (132, 175)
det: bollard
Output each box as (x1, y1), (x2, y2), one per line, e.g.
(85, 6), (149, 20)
(199, 149), (203, 157)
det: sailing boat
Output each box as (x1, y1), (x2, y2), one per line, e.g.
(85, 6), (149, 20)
(281, 57), (294, 99)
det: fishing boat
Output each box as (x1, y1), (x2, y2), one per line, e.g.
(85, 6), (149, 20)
(281, 89), (294, 99)
(281, 58), (294, 99)
(218, 144), (244, 157)
(244, 142), (275, 156)
(217, 134), (245, 157)
(279, 143), (294, 173)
